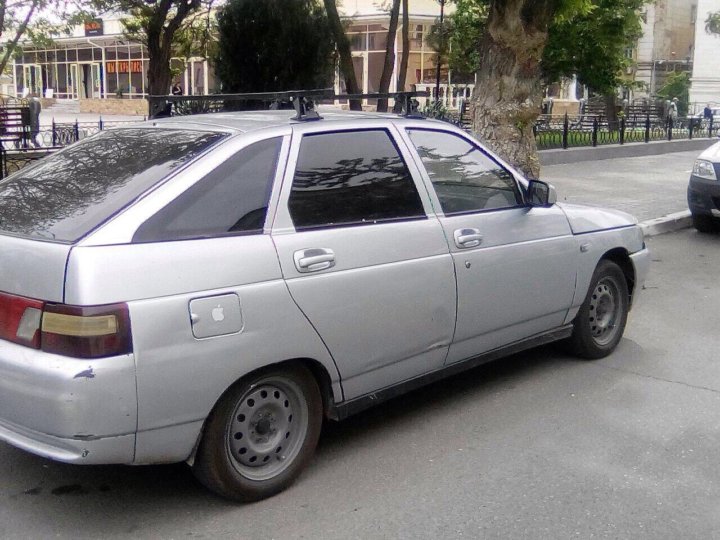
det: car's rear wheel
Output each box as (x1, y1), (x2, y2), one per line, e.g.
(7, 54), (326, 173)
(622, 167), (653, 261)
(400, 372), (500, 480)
(193, 364), (322, 502)
(692, 213), (719, 233)
(568, 260), (629, 360)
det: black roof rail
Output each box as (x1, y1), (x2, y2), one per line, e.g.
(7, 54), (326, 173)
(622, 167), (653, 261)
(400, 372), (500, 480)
(147, 90), (430, 120)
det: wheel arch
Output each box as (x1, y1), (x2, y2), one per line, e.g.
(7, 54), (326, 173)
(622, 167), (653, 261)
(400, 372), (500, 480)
(186, 356), (340, 466)
(599, 247), (636, 306)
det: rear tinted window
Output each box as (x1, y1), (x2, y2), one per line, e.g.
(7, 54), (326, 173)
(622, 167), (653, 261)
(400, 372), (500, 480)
(288, 129), (425, 230)
(0, 128), (225, 242)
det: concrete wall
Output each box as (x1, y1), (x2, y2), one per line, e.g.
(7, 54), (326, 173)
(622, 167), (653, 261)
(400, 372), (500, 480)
(79, 98), (147, 116)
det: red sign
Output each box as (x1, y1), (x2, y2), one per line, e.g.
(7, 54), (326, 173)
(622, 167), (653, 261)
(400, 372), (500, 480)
(106, 61), (143, 74)
(84, 19), (103, 36)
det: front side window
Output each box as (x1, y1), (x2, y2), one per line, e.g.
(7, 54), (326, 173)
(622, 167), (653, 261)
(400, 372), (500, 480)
(133, 137), (282, 242)
(0, 128), (225, 242)
(407, 129), (522, 215)
(288, 129), (425, 230)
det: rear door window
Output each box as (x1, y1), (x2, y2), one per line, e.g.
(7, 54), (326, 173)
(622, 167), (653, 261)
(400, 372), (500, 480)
(288, 129), (425, 230)
(0, 128), (226, 243)
(133, 137), (282, 242)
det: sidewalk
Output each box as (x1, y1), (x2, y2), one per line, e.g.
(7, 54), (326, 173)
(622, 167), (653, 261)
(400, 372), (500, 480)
(541, 148), (704, 236)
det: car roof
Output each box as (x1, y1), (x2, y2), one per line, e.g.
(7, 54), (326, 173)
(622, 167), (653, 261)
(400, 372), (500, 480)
(139, 109), (414, 134)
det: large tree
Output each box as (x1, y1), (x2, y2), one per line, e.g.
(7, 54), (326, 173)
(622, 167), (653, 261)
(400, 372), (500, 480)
(376, 0), (401, 112)
(392, 0), (410, 113)
(94, 0), (209, 96)
(543, 0), (647, 129)
(324, 0), (361, 110)
(214, 0), (335, 93)
(471, 0), (590, 178)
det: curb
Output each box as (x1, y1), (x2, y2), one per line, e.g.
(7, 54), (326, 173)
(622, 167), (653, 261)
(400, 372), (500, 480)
(540, 139), (718, 166)
(639, 210), (692, 237)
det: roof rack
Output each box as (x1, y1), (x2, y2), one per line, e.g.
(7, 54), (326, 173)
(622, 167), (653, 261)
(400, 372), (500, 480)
(147, 90), (429, 120)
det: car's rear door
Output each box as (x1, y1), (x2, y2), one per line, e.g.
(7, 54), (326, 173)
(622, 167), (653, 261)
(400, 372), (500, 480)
(271, 123), (456, 400)
(401, 126), (578, 364)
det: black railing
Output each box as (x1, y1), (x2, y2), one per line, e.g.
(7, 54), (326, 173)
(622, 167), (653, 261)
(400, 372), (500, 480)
(534, 113), (717, 150)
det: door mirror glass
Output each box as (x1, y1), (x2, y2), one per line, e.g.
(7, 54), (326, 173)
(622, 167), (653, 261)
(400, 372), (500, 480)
(527, 180), (557, 207)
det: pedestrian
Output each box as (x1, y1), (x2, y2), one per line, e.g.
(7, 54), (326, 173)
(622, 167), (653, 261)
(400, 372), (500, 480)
(704, 104), (714, 125)
(668, 98), (678, 124)
(28, 95), (42, 148)
(171, 82), (183, 96)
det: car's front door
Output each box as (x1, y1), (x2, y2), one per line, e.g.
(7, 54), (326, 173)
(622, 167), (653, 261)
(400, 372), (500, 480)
(271, 126), (456, 400)
(403, 128), (578, 364)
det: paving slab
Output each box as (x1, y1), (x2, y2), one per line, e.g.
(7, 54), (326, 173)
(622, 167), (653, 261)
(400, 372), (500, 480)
(541, 150), (698, 233)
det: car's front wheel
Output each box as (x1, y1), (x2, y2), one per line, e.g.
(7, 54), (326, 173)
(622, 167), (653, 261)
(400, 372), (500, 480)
(568, 260), (629, 360)
(192, 364), (323, 502)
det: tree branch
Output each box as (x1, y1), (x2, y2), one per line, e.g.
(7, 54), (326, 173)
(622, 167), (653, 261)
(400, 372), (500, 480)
(0, 1), (39, 76)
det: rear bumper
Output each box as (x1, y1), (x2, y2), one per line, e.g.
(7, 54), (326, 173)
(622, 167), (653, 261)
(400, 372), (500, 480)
(0, 339), (137, 464)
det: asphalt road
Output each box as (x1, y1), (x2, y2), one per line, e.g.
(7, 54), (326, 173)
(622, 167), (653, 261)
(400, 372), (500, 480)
(542, 150), (699, 222)
(1, 229), (719, 539)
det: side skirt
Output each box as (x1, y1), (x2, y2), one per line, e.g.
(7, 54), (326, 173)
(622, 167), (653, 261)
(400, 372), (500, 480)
(330, 325), (573, 421)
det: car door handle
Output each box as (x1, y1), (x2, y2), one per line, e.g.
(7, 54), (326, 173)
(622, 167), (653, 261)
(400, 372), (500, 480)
(294, 248), (336, 273)
(454, 228), (483, 249)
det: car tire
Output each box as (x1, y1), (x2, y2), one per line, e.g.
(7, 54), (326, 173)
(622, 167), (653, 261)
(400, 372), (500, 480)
(568, 260), (629, 360)
(192, 364), (322, 502)
(692, 213), (719, 233)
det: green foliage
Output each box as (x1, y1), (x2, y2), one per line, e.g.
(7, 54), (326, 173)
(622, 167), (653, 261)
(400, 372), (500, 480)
(121, 5), (216, 59)
(438, 0), (487, 82)
(442, 0), (638, 90)
(214, 0), (335, 93)
(656, 71), (690, 116)
(91, 0), (209, 94)
(542, 0), (648, 94)
(707, 10), (720, 35)
(0, 1), (95, 75)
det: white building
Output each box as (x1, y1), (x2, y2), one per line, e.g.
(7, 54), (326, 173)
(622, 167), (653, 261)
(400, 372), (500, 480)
(689, 0), (720, 111)
(13, 14), (215, 101)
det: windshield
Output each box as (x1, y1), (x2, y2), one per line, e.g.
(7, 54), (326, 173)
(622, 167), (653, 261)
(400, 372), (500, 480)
(0, 128), (226, 243)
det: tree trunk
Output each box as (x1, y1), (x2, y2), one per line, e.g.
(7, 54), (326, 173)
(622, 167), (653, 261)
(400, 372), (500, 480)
(147, 43), (173, 96)
(604, 93), (619, 131)
(393, 0), (410, 113)
(376, 0), (401, 112)
(324, 0), (362, 110)
(471, 0), (558, 179)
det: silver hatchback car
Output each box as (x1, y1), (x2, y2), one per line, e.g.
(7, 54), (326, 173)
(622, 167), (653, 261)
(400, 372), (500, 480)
(0, 110), (649, 501)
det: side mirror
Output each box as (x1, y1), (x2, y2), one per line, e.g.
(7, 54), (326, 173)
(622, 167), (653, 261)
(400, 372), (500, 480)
(527, 180), (557, 207)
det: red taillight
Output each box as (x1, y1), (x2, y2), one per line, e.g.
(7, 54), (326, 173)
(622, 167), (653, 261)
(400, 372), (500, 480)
(41, 303), (132, 359)
(0, 292), (44, 348)
(1, 293), (132, 358)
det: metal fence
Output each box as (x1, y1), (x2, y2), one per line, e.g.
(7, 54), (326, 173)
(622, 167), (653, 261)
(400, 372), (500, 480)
(534, 113), (717, 150)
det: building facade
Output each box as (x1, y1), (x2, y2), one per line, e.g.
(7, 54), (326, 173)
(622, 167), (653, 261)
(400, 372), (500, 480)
(11, 1), (462, 108)
(689, 0), (720, 111)
(12, 15), (216, 101)
(633, 0), (698, 99)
